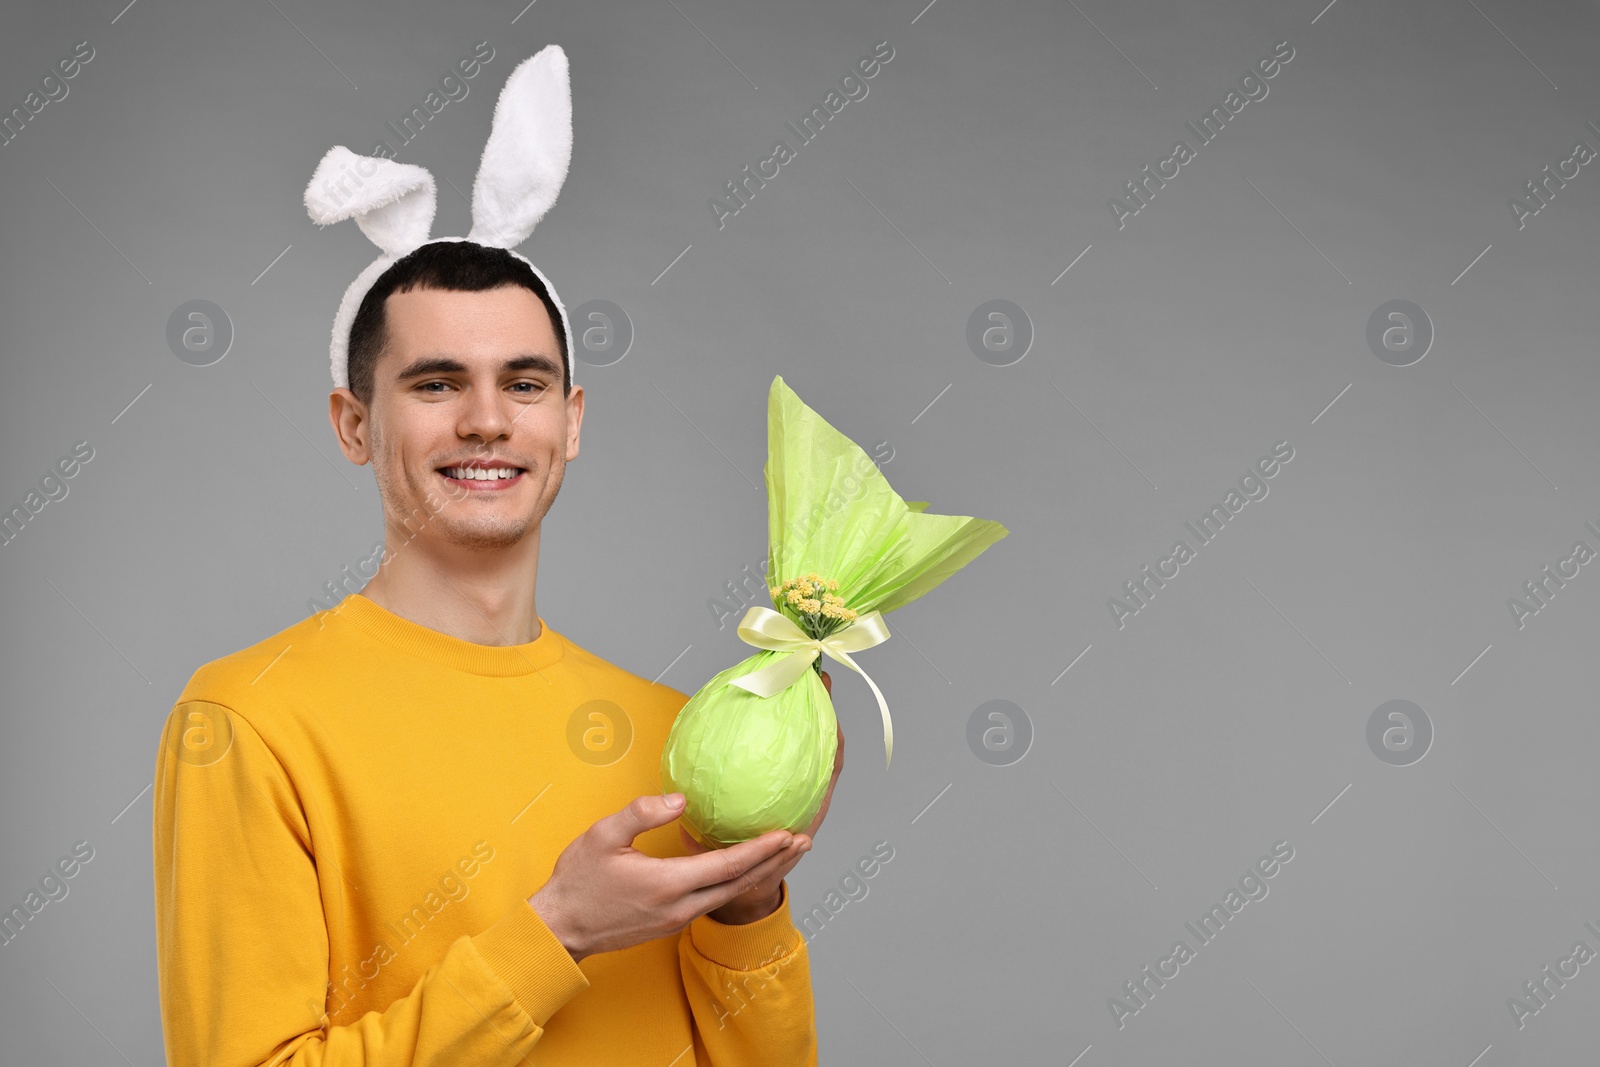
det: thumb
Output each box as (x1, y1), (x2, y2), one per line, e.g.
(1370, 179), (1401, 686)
(595, 793), (687, 848)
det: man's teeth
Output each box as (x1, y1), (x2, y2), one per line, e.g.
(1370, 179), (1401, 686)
(444, 467), (520, 481)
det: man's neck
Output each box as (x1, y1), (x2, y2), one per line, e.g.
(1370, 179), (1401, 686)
(357, 528), (544, 646)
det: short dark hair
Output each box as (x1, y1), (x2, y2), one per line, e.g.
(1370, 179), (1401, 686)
(346, 241), (569, 407)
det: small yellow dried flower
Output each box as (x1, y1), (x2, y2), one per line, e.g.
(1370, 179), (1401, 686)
(770, 573), (859, 640)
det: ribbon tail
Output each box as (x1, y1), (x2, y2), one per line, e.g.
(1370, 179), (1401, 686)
(820, 646), (894, 769)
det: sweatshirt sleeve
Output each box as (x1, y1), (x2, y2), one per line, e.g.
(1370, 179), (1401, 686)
(152, 698), (590, 1067)
(677, 879), (819, 1066)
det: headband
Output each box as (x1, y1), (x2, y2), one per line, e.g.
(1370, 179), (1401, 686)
(303, 44), (574, 392)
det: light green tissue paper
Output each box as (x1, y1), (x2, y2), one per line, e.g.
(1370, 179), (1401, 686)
(661, 375), (1008, 848)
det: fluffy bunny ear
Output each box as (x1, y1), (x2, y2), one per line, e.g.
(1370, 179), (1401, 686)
(304, 145), (437, 257)
(467, 45), (572, 248)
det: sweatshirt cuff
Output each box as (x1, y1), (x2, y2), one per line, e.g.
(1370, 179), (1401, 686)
(688, 879), (803, 971)
(471, 899), (591, 1026)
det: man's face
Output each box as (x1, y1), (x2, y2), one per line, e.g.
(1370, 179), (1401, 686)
(354, 284), (582, 552)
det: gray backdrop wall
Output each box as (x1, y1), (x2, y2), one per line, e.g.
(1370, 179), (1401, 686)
(2, 0), (1598, 1063)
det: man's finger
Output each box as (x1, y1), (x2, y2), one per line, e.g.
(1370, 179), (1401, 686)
(660, 828), (795, 894)
(685, 839), (805, 917)
(592, 794), (693, 850)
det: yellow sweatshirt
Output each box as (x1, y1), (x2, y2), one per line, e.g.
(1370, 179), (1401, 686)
(152, 592), (817, 1066)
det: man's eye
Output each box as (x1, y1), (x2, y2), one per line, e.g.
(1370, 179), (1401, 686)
(511, 382), (548, 395)
(418, 381), (453, 393)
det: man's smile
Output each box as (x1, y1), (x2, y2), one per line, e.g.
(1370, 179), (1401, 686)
(437, 461), (527, 490)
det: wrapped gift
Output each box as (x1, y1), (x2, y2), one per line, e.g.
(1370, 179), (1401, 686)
(661, 375), (1008, 848)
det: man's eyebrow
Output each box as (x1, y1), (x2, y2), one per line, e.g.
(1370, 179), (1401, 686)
(393, 354), (563, 381)
(503, 354), (564, 378)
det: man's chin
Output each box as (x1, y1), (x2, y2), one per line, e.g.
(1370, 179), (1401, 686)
(421, 514), (534, 551)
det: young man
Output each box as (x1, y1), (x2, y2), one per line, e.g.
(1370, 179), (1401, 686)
(152, 241), (842, 1065)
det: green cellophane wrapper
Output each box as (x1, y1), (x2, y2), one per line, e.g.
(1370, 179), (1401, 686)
(661, 375), (1009, 848)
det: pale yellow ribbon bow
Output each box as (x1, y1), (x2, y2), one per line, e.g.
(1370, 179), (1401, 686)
(727, 605), (896, 768)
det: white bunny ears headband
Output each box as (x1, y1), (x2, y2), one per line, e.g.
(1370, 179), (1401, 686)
(303, 44), (574, 392)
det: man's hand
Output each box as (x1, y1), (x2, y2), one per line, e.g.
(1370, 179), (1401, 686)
(678, 669), (845, 925)
(529, 797), (804, 965)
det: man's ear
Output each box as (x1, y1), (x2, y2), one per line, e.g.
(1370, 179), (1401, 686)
(330, 387), (373, 465)
(565, 382), (584, 462)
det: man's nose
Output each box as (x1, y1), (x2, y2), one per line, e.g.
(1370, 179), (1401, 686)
(457, 381), (512, 441)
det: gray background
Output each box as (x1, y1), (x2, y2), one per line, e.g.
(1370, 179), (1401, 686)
(2, 0), (1597, 1063)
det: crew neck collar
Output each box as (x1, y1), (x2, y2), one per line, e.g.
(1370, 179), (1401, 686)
(336, 592), (566, 677)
